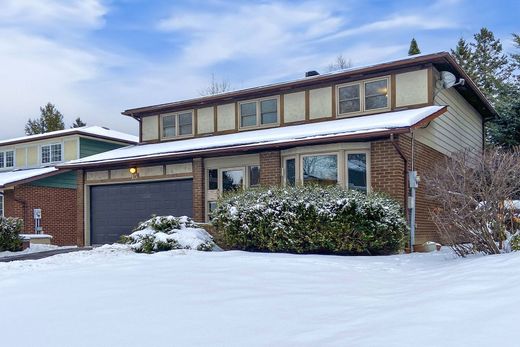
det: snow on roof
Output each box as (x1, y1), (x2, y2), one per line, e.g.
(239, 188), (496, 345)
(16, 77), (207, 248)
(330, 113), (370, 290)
(0, 126), (138, 146)
(0, 167), (58, 188)
(61, 106), (445, 167)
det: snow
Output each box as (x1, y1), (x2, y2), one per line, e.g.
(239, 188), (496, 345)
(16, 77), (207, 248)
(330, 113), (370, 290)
(0, 167), (57, 188)
(0, 246), (518, 347)
(61, 106), (445, 166)
(0, 125), (138, 146)
(19, 233), (53, 240)
(0, 244), (75, 259)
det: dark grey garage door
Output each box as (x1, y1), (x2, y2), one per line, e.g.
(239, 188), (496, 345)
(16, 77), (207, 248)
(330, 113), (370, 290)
(90, 179), (193, 245)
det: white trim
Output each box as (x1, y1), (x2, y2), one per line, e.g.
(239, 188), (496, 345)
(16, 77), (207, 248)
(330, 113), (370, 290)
(39, 142), (64, 165)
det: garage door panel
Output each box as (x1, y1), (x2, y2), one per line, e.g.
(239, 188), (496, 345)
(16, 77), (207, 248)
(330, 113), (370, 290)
(90, 179), (193, 245)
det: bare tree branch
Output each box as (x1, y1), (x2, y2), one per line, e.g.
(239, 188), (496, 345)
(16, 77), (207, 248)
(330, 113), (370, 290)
(199, 73), (232, 96)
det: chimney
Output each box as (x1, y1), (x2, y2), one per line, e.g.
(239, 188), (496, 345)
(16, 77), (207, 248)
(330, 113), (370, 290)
(305, 70), (319, 77)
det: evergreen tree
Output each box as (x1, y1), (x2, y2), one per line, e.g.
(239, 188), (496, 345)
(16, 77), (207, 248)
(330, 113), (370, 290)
(451, 37), (475, 76)
(25, 103), (65, 135)
(512, 33), (520, 84)
(487, 84), (520, 149)
(408, 38), (421, 55)
(71, 117), (87, 128)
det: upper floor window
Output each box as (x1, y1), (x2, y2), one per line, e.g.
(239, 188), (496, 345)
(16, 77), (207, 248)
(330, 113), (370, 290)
(41, 143), (62, 164)
(337, 77), (389, 116)
(0, 150), (15, 169)
(239, 97), (279, 128)
(162, 111), (193, 139)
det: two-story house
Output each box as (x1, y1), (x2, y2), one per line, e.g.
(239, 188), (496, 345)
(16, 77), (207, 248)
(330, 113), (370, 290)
(0, 126), (137, 245)
(60, 52), (495, 246)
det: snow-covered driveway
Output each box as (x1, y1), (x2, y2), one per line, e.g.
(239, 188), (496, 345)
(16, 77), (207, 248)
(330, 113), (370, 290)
(0, 246), (518, 347)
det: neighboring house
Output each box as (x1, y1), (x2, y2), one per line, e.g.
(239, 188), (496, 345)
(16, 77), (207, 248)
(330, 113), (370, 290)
(60, 52), (495, 246)
(0, 127), (138, 245)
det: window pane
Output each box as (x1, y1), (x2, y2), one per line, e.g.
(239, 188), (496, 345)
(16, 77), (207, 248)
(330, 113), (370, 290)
(5, 151), (14, 167)
(240, 102), (257, 127)
(208, 169), (218, 190)
(163, 115), (176, 137)
(178, 112), (193, 135)
(208, 201), (217, 214)
(285, 158), (296, 186)
(339, 85), (360, 100)
(51, 144), (62, 162)
(348, 153), (367, 192)
(260, 99), (277, 124)
(303, 155), (337, 186)
(339, 99), (360, 114)
(0, 153), (4, 168)
(249, 166), (260, 187)
(41, 146), (50, 163)
(0, 194), (3, 217)
(365, 79), (388, 110)
(222, 170), (244, 192)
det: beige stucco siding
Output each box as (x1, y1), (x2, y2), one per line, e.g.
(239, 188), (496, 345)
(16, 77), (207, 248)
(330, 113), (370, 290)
(142, 115), (159, 141)
(283, 91), (306, 123)
(309, 87), (332, 119)
(15, 148), (26, 167)
(414, 87), (483, 155)
(217, 103), (235, 131)
(64, 139), (78, 161)
(27, 146), (38, 167)
(395, 69), (429, 107)
(197, 107), (215, 134)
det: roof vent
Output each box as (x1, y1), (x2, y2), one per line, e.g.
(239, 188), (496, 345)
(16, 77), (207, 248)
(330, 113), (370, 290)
(305, 70), (319, 77)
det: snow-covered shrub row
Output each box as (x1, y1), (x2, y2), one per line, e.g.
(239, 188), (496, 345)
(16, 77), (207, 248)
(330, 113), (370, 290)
(212, 185), (407, 255)
(0, 217), (23, 252)
(120, 216), (217, 253)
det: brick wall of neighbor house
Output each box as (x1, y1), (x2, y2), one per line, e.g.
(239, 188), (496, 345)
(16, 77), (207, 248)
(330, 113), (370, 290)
(371, 136), (447, 244)
(3, 184), (78, 246)
(76, 170), (85, 246)
(259, 150), (281, 186)
(192, 158), (205, 223)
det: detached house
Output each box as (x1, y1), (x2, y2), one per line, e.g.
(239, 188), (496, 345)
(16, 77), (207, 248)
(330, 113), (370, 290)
(60, 52), (495, 246)
(0, 127), (137, 245)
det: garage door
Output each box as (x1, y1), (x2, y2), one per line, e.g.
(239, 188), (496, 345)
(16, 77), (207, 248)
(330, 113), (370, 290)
(90, 179), (193, 245)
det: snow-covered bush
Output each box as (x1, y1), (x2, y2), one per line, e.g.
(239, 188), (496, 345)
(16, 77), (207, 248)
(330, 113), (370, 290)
(211, 185), (407, 255)
(0, 217), (23, 252)
(510, 233), (520, 252)
(120, 216), (217, 253)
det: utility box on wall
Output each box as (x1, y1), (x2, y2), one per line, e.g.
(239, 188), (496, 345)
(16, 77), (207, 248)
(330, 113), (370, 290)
(34, 208), (42, 234)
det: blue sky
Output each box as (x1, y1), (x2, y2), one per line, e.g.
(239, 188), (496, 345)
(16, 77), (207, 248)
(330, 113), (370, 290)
(0, 0), (518, 138)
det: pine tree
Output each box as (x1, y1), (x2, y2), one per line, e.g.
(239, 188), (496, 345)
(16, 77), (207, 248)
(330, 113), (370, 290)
(25, 103), (65, 135)
(408, 38), (421, 55)
(512, 33), (520, 85)
(487, 83), (520, 149)
(451, 37), (476, 81)
(71, 117), (87, 128)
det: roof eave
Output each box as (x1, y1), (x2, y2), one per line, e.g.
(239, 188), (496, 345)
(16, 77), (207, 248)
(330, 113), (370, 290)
(0, 169), (70, 190)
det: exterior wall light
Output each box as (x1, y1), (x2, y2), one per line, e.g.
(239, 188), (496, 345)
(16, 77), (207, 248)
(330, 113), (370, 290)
(129, 167), (138, 174)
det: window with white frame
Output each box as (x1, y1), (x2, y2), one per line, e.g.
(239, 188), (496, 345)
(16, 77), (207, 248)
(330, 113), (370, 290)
(302, 154), (338, 186)
(239, 97), (278, 128)
(0, 150), (15, 169)
(337, 77), (389, 116)
(162, 111), (193, 138)
(346, 153), (368, 192)
(41, 143), (62, 164)
(0, 194), (4, 217)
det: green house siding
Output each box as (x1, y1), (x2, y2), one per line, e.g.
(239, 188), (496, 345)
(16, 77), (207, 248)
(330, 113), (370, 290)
(30, 171), (77, 189)
(80, 138), (126, 158)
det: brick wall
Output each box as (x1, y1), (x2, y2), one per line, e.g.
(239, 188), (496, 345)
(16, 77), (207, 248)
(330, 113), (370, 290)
(192, 157), (205, 222)
(371, 136), (447, 244)
(4, 184), (78, 246)
(76, 170), (85, 246)
(259, 150), (281, 186)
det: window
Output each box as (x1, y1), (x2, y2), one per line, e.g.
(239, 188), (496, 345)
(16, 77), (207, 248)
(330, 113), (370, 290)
(208, 201), (217, 217)
(239, 97), (278, 128)
(41, 144), (62, 164)
(249, 166), (260, 187)
(338, 84), (361, 114)
(162, 112), (193, 138)
(302, 154), (338, 186)
(0, 194), (3, 217)
(285, 158), (296, 186)
(365, 79), (388, 110)
(0, 150), (15, 169)
(337, 77), (389, 116)
(347, 153), (367, 192)
(208, 169), (218, 190)
(222, 169), (244, 192)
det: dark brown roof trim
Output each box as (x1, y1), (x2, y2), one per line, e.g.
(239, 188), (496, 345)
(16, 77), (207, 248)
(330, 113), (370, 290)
(122, 52), (495, 119)
(0, 169), (71, 189)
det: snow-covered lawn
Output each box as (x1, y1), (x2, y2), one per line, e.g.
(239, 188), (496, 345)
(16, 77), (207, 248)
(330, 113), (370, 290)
(0, 246), (518, 347)
(0, 244), (76, 259)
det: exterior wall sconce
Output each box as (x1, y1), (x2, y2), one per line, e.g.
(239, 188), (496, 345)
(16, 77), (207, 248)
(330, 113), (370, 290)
(129, 167), (139, 179)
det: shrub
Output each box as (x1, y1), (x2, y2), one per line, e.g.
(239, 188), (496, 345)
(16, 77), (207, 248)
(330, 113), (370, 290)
(0, 217), (24, 252)
(120, 215), (217, 253)
(211, 185), (407, 255)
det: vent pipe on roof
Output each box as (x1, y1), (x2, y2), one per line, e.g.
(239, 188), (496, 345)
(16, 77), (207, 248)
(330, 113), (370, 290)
(305, 70), (320, 77)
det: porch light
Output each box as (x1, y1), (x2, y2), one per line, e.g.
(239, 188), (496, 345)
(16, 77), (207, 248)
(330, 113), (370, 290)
(129, 167), (138, 174)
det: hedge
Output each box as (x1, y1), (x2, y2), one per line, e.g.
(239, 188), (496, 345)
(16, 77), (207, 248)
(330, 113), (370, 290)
(0, 217), (23, 252)
(211, 185), (407, 255)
